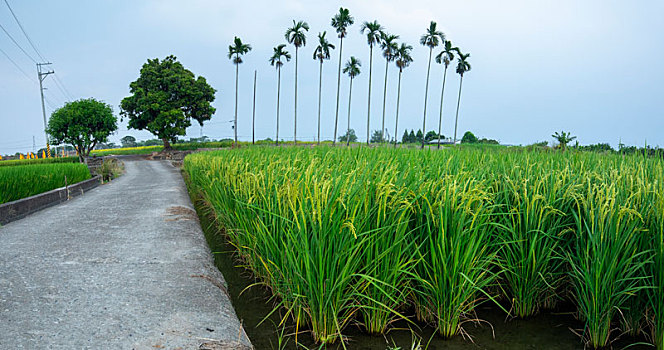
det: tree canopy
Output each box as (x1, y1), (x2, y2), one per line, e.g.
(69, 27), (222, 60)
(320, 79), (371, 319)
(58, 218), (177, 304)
(339, 129), (358, 143)
(461, 131), (478, 143)
(120, 135), (136, 147)
(120, 55), (216, 149)
(47, 98), (117, 162)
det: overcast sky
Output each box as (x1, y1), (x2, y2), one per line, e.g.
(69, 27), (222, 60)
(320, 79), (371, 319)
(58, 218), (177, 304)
(1, 0), (662, 155)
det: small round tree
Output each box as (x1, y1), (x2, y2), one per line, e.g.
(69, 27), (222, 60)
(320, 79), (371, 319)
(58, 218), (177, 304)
(461, 131), (478, 144)
(47, 98), (117, 162)
(120, 55), (216, 150)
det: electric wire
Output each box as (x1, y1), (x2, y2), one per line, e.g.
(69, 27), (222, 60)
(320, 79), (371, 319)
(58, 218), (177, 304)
(0, 46), (36, 83)
(3, 0), (46, 61)
(0, 21), (37, 63)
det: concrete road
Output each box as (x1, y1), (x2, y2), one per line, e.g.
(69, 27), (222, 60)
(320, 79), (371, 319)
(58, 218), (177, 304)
(0, 160), (251, 350)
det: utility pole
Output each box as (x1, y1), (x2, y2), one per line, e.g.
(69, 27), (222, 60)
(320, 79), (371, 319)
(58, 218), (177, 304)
(252, 70), (257, 145)
(37, 63), (54, 157)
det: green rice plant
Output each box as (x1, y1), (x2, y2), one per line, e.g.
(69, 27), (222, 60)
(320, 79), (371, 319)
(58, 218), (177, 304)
(645, 179), (664, 349)
(0, 163), (91, 204)
(352, 160), (419, 335)
(412, 174), (498, 338)
(0, 156), (78, 167)
(183, 144), (662, 347)
(186, 148), (368, 344)
(492, 166), (577, 318)
(568, 182), (651, 348)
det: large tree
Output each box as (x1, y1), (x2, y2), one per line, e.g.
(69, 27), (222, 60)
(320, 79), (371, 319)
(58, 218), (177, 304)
(419, 21), (445, 149)
(48, 98), (117, 162)
(313, 32), (335, 144)
(120, 55), (216, 150)
(343, 56), (361, 146)
(331, 7), (354, 146)
(453, 52), (471, 144)
(434, 40), (459, 149)
(228, 37), (252, 146)
(379, 32), (399, 142)
(360, 20), (384, 145)
(270, 44), (291, 146)
(120, 135), (137, 147)
(285, 20), (309, 145)
(393, 43), (413, 148)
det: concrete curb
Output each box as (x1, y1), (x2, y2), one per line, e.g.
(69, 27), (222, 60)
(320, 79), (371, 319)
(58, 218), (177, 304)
(0, 175), (101, 225)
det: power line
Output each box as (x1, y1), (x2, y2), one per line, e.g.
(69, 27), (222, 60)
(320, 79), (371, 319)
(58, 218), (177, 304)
(3, 0), (45, 61)
(2, 0), (76, 103)
(53, 73), (74, 101)
(0, 46), (36, 83)
(0, 21), (37, 63)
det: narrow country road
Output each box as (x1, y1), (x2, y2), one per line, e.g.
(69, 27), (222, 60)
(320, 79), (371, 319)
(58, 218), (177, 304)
(0, 160), (251, 349)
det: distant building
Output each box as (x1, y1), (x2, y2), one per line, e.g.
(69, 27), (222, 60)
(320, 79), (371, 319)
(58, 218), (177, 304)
(427, 137), (460, 145)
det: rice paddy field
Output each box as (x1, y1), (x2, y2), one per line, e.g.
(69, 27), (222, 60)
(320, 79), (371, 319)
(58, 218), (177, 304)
(0, 163), (91, 204)
(89, 140), (237, 156)
(0, 156), (78, 167)
(184, 146), (664, 349)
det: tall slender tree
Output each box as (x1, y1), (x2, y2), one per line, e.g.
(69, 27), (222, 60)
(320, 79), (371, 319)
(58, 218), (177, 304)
(313, 31), (335, 144)
(393, 43), (413, 148)
(453, 52), (471, 145)
(360, 20), (384, 145)
(343, 56), (361, 146)
(228, 37), (252, 146)
(419, 21), (445, 149)
(331, 7), (354, 146)
(269, 44), (291, 146)
(285, 20), (310, 145)
(434, 40), (458, 149)
(379, 32), (399, 142)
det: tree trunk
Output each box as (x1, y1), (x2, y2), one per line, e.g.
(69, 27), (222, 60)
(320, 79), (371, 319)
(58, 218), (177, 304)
(234, 57), (239, 146)
(276, 66), (281, 146)
(453, 75), (464, 145)
(347, 77), (353, 147)
(394, 70), (402, 148)
(252, 70), (257, 145)
(293, 47), (298, 145)
(381, 58), (389, 143)
(333, 37), (344, 146)
(317, 60), (323, 145)
(421, 47), (432, 149)
(366, 44), (373, 145)
(163, 138), (172, 150)
(76, 144), (85, 163)
(437, 65), (448, 149)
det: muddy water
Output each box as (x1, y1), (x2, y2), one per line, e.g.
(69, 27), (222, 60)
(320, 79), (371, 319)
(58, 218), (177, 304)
(194, 204), (651, 350)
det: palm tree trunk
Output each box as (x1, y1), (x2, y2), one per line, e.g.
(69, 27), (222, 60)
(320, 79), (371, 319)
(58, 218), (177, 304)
(347, 77), (353, 147)
(333, 37), (344, 146)
(317, 60), (323, 144)
(252, 70), (257, 145)
(453, 74), (464, 145)
(437, 65), (448, 149)
(366, 44), (373, 145)
(294, 47), (298, 145)
(381, 59), (389, 143)
(276, 66), (281, 146)
(234, 58), (239, 146)
(394, 70), (402, 148)
(421, 47), (432, 149)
